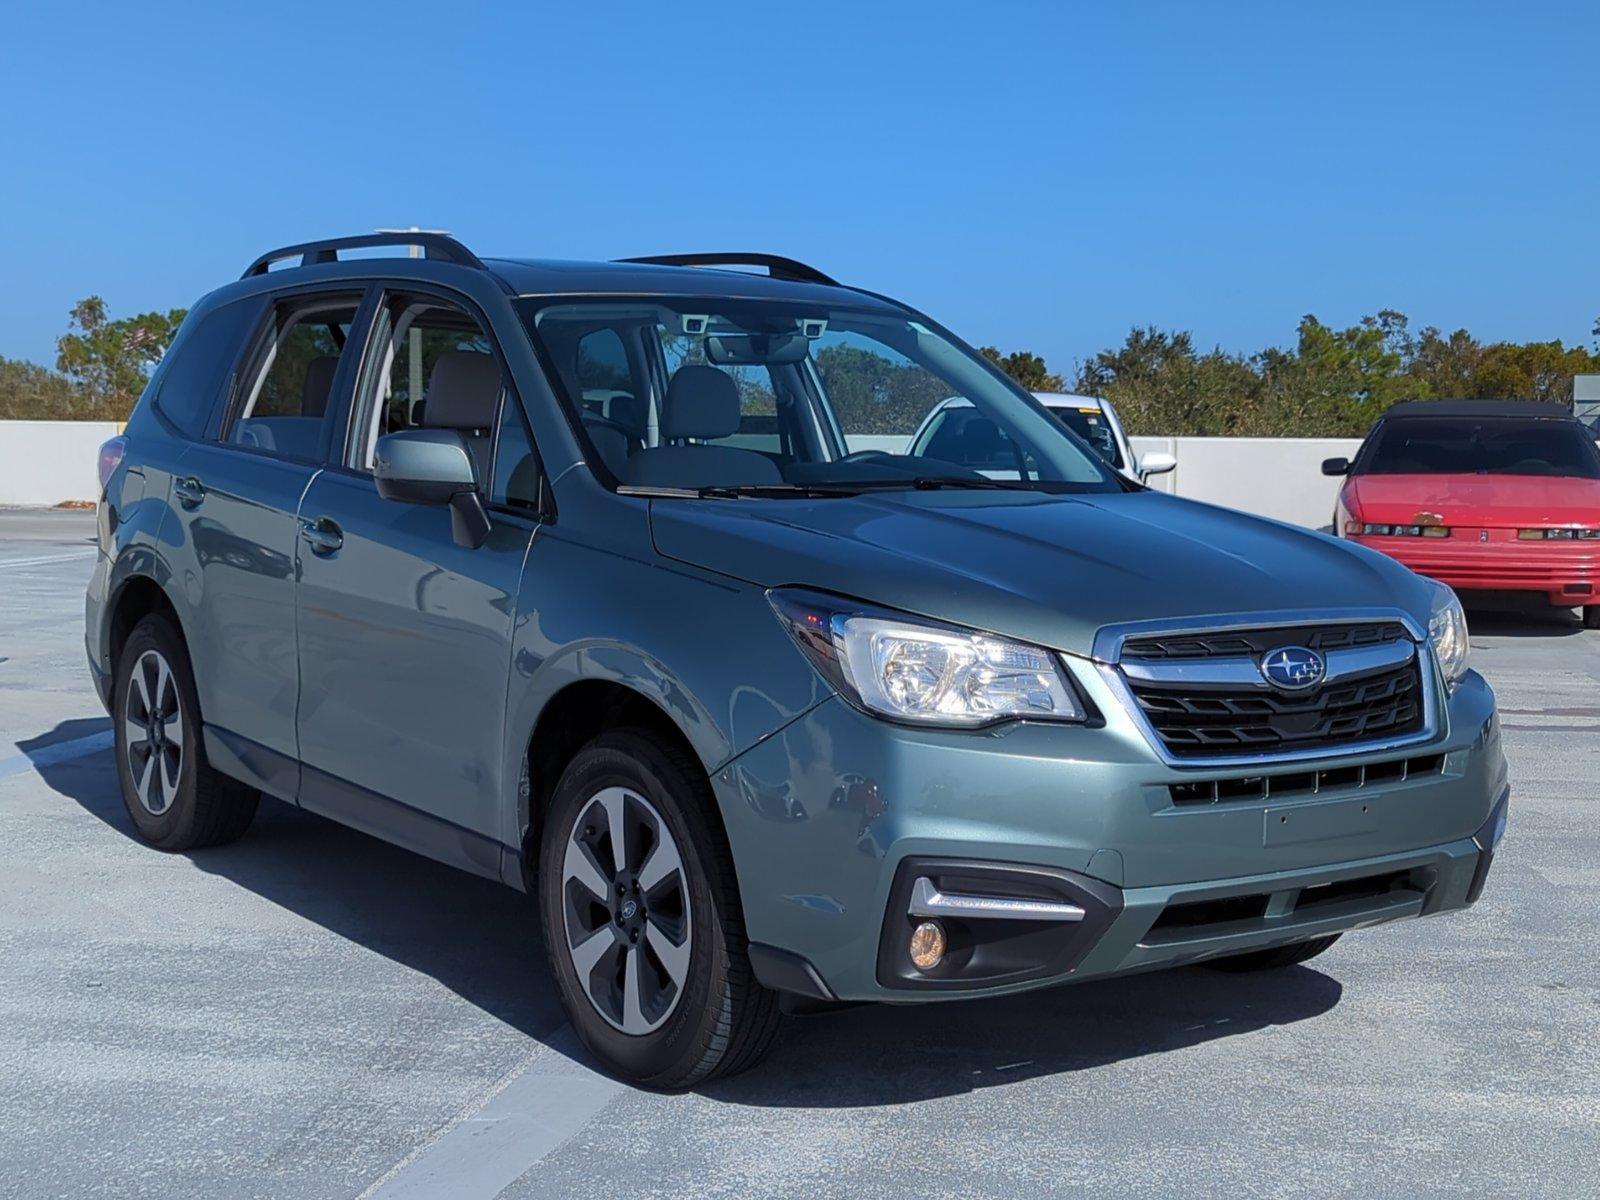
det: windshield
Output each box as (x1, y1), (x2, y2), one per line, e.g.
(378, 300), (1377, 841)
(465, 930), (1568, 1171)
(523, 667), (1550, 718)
(516, 296), (1123, 496)
(1047, 405), (1123, 469)
(1360, 417), (1600, 478)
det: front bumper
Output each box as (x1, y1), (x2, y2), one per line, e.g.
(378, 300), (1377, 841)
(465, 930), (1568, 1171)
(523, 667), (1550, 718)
(716, 667), (1506, 1003)
(1350, 532), (1600, 605)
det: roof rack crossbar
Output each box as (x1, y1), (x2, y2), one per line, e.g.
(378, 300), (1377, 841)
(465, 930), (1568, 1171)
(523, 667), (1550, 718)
(615, 253), (839, 288)
(242, 233), (485, 279)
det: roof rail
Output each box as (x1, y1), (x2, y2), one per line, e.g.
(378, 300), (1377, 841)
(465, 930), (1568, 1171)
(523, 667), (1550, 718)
(615, 253), (840, 288)
(242, 233), (485, 279)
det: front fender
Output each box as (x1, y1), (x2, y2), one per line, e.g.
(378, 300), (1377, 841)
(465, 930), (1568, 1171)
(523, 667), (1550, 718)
(500, 528), (830, 853)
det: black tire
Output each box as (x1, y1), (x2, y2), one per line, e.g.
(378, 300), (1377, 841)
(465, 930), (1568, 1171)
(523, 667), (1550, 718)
(1207, 934), (1341, 972)
(1584, 606), (1600, 630)
(538, 729), (781, 1088)
(112, 613), (259, 851)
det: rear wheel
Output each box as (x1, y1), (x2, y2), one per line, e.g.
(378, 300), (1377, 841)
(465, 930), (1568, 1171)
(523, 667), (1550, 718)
(538, 729), (781, 1088)
(1583, 605), (1600, 630)
(112, 614), (259, 851)
(1207, 934), (1341, 972)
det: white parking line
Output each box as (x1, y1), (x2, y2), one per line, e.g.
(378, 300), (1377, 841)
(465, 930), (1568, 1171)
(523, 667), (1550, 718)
(0, 551), (98, 570)
(360, 1026), (626, 1200)
(0, 730), (114, 780)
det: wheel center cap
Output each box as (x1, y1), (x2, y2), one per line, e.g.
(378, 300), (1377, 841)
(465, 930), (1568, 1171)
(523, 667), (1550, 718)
(619, 899), (638, 921)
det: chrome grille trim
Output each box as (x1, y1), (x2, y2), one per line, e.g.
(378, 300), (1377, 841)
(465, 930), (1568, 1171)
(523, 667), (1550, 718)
(1121, 638), (1416, 690)
(1094, 609), (1443, 769)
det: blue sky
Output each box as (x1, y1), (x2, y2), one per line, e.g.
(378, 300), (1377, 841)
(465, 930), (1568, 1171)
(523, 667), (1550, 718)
(3, 1), (1596, 372)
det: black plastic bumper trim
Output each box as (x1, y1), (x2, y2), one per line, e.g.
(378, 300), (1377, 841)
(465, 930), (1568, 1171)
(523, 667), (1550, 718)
(748, 943), (836, 1001)
(876, 857), (1124, 992)
(1466, 785), (1510, 905)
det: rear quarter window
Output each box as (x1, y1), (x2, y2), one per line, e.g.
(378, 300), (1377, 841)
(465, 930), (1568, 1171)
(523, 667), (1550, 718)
(152, 299), (261, 437)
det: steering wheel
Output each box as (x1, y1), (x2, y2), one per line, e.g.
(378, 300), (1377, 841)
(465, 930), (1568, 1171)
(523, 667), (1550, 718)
(838, 449), (891, 464)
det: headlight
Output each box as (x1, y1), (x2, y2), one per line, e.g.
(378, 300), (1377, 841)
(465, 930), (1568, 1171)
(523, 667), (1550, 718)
(1428, 583), (1470, 691)
(769, 589), (1085, 727)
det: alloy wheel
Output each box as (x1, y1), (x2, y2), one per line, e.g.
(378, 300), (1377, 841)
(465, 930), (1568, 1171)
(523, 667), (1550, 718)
(124, 648), (183, 816)
(561, 785), (693, 1035)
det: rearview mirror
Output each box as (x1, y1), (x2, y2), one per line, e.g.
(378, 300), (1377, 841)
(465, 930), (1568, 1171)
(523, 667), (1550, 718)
(1321, 457), (1351, 477)
(704, 332), (810, 366)
(1138, 451), (1177, 477)
(373, 429), (490, 548)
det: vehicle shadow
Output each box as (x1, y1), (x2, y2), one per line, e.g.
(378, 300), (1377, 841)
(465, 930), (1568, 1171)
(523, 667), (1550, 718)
(706, 964), (1342, 1106)
(1461, 592), (1587, 639)
(16, 720), (567, 1042)
(21, 718), (1342, 1105)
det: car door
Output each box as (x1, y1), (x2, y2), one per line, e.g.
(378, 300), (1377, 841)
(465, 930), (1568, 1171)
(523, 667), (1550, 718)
(169, 287), (370, 788)
(292, 288), (541, 872)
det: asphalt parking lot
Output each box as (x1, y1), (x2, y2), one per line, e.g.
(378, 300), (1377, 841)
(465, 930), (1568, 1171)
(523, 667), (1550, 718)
(2, 507), (1597, 1199)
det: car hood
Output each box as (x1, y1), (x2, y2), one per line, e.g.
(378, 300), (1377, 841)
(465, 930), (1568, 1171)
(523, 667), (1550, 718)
(1348, 473), (1600, 527)
(649, 489), (1432, 658)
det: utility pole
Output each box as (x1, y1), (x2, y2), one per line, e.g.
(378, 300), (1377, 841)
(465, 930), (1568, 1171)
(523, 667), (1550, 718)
(376, 226), (451, 416)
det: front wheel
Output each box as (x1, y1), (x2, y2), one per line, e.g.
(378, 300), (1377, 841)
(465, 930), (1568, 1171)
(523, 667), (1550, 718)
(538, 730), (781, 1088)
(1207, 934), (1340, 972)
(1583, 605), (1600, 630)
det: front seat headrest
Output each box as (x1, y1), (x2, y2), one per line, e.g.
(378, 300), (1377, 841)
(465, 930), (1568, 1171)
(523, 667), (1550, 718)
(301, 355), (339, 417)
(424, 351), (503, 431)
(661, 365), (739, 441)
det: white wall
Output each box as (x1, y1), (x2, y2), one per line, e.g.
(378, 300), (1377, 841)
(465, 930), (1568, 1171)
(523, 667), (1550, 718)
(1131, 436), (1361, 529)
(0, 420), (1363, 528)
(0, 421), (120, 506)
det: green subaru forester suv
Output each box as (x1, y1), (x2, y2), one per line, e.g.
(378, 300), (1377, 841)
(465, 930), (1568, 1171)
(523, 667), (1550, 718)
(87, 234), (1508, 1087)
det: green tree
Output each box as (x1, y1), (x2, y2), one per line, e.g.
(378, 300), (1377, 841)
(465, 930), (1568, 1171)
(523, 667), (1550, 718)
(55, 296), (186, 420)
(0, 356), (83, 420)
(980, 346), (1065, 392)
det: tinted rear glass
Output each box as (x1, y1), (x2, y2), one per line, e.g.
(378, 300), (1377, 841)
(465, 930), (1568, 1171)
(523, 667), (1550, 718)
(1360, 417), (1600, 478)
(153, 299), (260, 437)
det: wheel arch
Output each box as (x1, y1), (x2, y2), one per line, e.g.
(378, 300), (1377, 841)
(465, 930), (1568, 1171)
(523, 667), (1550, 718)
(107, 571), (187, 671)
(516, 677), (720, 889)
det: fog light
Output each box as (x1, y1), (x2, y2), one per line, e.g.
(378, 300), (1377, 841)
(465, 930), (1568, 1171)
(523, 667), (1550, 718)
(908, 920), (946, 970)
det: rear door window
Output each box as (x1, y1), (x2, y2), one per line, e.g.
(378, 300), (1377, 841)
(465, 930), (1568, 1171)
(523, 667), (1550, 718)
(224, 294), (363, 461)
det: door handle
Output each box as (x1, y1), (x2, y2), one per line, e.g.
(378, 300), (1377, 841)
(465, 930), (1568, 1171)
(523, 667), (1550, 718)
(299, 517), (343, 556)
(173, 476), (205, 508)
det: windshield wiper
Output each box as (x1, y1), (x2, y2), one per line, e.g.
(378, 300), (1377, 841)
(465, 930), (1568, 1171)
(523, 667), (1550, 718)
(907, 476), (1038, 491)
(617, 483), (865, 500)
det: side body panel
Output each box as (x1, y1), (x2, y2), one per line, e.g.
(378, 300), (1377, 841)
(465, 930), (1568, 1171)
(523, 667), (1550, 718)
(294, 469), (534, 859)
(168, 441), (317, 764)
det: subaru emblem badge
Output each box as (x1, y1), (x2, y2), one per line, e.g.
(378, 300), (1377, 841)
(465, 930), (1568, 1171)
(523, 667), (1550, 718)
(1260, 646), (1327, 692)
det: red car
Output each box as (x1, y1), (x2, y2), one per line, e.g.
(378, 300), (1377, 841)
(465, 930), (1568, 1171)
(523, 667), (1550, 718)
(1325, 400), (1600, 627)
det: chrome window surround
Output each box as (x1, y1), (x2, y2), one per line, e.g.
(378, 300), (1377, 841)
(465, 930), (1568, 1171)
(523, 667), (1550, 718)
(1089, 608), (1444, 770)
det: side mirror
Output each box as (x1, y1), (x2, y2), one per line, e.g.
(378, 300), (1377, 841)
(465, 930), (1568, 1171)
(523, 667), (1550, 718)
(1321, 457), (1352, 477)
(1138, 451), (1177, 477)
(373, 429), (491, 549)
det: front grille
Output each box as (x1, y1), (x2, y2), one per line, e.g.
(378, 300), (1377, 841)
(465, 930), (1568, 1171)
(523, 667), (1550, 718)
(1118, 620), (1427, 759)
(1122, 621), (1409, 660)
